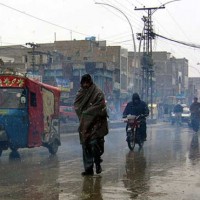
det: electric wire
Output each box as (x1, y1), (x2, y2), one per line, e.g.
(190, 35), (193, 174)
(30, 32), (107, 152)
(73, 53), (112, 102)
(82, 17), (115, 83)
(0, 0), (199, 70)
(95, 0), (143, 36)
(0, 1), (136, 48)
(0, 2), (87, 36)
(154, 0), (200, 65)
(0, 0), (142, 51)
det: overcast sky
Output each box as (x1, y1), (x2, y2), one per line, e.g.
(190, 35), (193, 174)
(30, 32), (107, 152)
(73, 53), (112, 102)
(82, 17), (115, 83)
(0, 0), (199, 77)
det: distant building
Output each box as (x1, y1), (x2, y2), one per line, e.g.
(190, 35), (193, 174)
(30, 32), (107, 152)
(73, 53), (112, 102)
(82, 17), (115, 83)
(0, 41), (190, 110)
(0, 45), (27, 73)
(152, 52), (188, 104)
(188, 77), (200, 104)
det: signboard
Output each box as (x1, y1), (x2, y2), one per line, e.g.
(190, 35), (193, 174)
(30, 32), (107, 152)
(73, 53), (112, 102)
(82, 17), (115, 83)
(56, 78), (71, 92)
(0, 76), (25, 87)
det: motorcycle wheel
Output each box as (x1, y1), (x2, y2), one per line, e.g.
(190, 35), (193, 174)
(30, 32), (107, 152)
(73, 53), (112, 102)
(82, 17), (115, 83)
(9, 150), (20, 159)
(127, 131), (135, 151)
(138, 140), (144, 148)
(48, 140), (59, 155)
(136, 130), (143, 148)
(10, 146), (18, 152)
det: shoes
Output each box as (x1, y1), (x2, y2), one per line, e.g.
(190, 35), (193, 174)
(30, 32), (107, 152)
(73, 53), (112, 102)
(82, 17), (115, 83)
(96, 164), (102, 174)
(81, 170), (94, 176)
(82, 158), (103, 176)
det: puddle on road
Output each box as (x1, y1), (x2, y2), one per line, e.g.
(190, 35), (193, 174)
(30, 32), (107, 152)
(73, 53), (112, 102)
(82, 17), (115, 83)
(1, 127), (200, 199)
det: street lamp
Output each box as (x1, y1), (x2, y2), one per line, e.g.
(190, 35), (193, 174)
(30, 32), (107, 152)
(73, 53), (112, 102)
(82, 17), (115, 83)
(95, 2), (137, 91)
(95, 2), (136, 54)
(26, 42), (40, 76)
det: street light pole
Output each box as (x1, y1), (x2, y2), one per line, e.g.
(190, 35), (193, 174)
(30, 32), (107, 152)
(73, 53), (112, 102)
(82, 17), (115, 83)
(95, 2), (136, 55)
(26, 42), (40, 76)
(95, 2), (137, 90)
(135, 0), (181, 120)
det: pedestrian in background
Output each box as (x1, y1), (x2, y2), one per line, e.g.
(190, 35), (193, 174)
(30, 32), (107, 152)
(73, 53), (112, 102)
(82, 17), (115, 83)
(190, 97), (200, 133)
(74, 74), (109, 176)
(173, 101), (183, 125)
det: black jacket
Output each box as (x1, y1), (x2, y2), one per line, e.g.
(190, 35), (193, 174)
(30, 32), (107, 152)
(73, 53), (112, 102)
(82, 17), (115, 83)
(123, 100), (149, 118)
(173, 104), (183, 113)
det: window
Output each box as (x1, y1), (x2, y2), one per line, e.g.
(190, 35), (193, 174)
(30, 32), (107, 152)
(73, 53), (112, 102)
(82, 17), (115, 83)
(0, 88), (27, 109)
(30, 92), (37, 107)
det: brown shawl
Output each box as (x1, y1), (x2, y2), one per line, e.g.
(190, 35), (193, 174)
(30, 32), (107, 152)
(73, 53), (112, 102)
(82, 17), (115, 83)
(74, 84), (108, 144)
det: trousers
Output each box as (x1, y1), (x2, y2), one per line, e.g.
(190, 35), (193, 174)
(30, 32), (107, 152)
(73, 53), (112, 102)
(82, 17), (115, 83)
(82, 138), (104, 172)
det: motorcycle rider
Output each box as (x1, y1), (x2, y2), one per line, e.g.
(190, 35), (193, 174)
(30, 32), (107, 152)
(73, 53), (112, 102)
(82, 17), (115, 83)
(173, 101), (183, 125)
(190, 97), (200, 133)
(123, 93), (149, 141)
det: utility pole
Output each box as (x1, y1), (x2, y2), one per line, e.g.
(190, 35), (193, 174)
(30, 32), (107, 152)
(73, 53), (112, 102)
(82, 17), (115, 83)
(26, 42), (40, 75)
(135, 6), (165, 120)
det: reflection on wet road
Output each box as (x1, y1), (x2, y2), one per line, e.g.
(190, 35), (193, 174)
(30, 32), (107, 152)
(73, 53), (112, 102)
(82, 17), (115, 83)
(0, 154), (60, 200)
(0, 122), (200, 199)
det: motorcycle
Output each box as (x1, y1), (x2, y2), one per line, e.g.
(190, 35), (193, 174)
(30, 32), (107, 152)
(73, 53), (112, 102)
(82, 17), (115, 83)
(123, 114), (145, 150)
(174, 112), (182, 126)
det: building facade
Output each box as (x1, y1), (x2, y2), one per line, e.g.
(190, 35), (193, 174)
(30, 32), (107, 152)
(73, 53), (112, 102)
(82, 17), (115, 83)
(0, 41), (190, 114)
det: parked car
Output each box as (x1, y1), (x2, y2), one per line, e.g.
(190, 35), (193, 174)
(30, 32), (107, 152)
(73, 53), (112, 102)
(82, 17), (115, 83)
(59, 106), (78, 123)
(171, 104), (191, 126)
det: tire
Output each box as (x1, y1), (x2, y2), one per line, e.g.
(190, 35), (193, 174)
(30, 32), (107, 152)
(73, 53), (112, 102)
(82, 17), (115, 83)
(9, 150), (20, 159)
(135, 130), (143, 148)
(48, 140), (59, 155)
(138, 139), (144, 149)
(127, 130), (135, 151)
(10, 146), (18, 152)
(0, 149), (2, 157)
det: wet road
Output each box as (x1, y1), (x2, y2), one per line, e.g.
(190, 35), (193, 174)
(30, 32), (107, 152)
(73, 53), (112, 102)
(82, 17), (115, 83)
(0, 122), (200, 200)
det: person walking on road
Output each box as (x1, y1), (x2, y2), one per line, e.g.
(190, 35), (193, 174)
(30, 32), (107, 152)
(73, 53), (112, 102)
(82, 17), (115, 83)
(74, 74), (109, 176)
(190, 97), (200, 133)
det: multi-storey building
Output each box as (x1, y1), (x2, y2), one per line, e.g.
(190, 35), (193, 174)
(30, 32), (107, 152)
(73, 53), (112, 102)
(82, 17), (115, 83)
(0, 39), (129, 113)
(0, 41), (189, 113)
(188, 77), (200, 104)
(37, 39), (128, 111)
(152, 52), (188, 105)
(0, 45), (27, 73)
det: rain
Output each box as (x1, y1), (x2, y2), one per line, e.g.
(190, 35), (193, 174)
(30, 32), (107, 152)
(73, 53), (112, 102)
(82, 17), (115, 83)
(0, 0), (200, 199)
(0, 120), (200, 199)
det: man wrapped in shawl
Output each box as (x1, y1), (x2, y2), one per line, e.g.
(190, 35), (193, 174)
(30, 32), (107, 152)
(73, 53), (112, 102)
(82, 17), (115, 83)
(74, 74), (109, 176)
